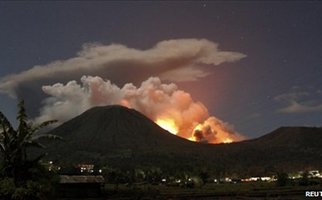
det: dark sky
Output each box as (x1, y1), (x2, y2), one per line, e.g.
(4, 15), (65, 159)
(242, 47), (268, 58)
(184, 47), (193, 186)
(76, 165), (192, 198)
(0, 1), (321, 138)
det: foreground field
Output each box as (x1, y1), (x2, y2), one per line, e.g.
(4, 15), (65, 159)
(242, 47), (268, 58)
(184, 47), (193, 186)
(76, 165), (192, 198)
(94, 182), (321, 200)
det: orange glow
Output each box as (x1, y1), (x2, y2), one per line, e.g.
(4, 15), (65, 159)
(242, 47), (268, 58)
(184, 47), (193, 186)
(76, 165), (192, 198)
(223, 138), (233, 143)
(193, 124), (203, 132)
(187, 136), (196, 142)
(155, 117), (243, 144)
(155, 118), (179, 135)
(191, 120), (241, 144)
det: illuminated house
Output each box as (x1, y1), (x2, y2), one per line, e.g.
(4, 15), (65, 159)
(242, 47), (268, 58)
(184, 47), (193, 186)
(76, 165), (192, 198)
(77, 164), (95, 173)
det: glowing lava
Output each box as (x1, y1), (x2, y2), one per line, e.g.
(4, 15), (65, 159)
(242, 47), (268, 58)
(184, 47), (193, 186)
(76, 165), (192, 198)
(191, 120), (239, 144)
(223, 138), (233, 143)
(187, 136), (196, 142)
(155, 118), (179, 135)
(155, 117), (241, 144)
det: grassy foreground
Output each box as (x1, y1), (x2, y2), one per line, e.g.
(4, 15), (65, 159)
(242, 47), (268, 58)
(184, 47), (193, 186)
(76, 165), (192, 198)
(97, 182), (321, 200)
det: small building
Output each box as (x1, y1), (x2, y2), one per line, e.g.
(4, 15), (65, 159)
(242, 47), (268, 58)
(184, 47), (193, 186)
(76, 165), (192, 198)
(78, 163), (95, 173)
(57, 175), (105, 198)
(308, 170), (322, 178)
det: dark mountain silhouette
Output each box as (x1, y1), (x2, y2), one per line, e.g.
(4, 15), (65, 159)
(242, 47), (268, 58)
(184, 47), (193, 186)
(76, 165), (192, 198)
(43, 105), (204, 166)
(238, 127), (322, 171)
(43, 105), (322, 174)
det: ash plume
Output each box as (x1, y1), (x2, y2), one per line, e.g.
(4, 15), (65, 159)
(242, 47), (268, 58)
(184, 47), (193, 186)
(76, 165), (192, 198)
(35, 76), (244, 143)
(0, 38), (246, 116)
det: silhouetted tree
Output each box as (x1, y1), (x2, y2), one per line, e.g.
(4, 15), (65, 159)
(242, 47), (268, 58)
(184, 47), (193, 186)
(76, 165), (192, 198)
(299, 171), (310, 186)
(0, 100), (61, 199)
(276, 172), (289, 186)
(199, 170), (210, 185)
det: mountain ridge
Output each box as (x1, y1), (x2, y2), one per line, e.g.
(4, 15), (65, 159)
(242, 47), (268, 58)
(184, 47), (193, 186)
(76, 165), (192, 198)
(42, 105), (322, 174)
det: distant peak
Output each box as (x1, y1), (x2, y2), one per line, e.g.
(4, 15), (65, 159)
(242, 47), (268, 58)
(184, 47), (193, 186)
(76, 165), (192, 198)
(91, 104), (130, 110)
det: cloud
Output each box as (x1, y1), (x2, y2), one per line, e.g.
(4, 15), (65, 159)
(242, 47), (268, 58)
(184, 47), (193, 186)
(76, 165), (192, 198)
(277, 101), (322, 113)
(0, 39), (245, 112)
(275, 87), (322, 113)
(0, 38), (246, 143)
(159, 66), (209, 82)
(35, 76), (244, 143)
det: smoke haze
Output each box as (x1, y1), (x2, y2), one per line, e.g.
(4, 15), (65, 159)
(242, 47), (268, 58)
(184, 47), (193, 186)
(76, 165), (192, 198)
(36, 76), (244, 143)
(0, 38), (246, 143)
(0, 39), (245, 115)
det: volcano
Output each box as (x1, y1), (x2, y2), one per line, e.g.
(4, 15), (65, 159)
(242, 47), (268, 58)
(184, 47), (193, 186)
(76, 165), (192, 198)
(43, 105), (322, 173)
(43, 105), (205, 167)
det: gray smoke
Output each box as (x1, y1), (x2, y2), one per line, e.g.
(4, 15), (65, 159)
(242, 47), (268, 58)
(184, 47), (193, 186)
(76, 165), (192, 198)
(0, 39), (246, 116)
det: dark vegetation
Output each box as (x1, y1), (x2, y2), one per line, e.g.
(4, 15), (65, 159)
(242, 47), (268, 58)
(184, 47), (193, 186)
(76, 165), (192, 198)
(0, 100), (60, 200)
(101, 182), (322, 200)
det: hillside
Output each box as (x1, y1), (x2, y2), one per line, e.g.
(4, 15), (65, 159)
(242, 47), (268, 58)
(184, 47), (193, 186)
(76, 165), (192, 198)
(240, 127), (322, 171)
(43, 105), (205, 167)
(42, 105), (322, 174)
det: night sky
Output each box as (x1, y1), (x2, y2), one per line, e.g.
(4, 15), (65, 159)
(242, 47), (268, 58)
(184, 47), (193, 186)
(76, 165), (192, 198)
(1, 1), (322, 139)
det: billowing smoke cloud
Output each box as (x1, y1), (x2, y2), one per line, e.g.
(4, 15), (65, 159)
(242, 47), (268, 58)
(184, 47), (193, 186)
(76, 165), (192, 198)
(0, 39), (246, 116)
(36, 76), (244, 143)
(192, 117), (242, 143)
